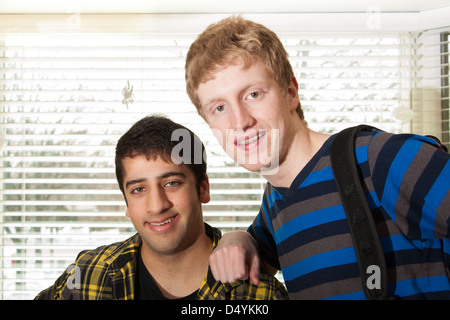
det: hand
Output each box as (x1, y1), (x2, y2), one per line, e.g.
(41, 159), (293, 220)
(209, 231), (261, 285)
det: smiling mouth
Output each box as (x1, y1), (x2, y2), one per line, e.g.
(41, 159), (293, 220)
(236, 131), (266, 146)
(149, 216), (176, 226)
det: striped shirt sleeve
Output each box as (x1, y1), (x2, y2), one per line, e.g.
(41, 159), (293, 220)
(368, 132), (450, 240)
(249, 184), (281, 270)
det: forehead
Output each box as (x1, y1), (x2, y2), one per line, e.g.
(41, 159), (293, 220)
(122, 155), (192, 180)
(197, 61), (274, 99)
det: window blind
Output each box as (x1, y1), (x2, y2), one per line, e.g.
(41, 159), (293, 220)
(0, 29), (425, 299)
(408, 29), (450, 148)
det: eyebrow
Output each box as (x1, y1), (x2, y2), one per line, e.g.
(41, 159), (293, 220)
(125, 178), (146, 190)
(159, 171), (187, 180)
(124, 171), (187, 190)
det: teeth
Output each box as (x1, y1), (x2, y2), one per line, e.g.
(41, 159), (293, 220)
(150, 217), (174, 226)
(237, 131), (265, 146)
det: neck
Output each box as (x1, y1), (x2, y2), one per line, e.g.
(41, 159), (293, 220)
(140, 231), (212, 299)
(262, 127), (330, 188)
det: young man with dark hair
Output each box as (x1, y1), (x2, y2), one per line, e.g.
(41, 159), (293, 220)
(35, 115), (288, 300)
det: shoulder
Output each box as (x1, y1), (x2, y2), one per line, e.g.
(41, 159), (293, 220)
(365, 130), (446, 163)
(227, 271), (289, 300)
(200, 266), (289, 300)
(255, 272), (289, 300)
(74, 233), (140, 267)
(35, 234), (140, 300)
(363, 131), (449, 186)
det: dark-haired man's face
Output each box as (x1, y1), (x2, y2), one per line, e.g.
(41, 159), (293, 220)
(123, 155), (210, 256)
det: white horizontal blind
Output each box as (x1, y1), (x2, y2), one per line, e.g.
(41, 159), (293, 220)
(1, 30), (417, 299)
(410, 29), (450, 147)
(286, 33), (416, 134)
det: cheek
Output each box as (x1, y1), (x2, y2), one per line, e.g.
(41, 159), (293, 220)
(177, 194), (203, 215)
(125, 200), (143, 219)
(210, 127), (231, 149)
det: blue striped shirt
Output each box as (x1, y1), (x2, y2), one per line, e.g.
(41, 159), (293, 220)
(250, 130), (450, 299)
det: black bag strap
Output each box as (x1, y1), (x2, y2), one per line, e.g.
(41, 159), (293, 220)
(330, 125), (388, 300)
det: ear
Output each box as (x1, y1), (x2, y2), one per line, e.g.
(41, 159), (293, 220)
(125, 206), (130, 218)
(287, 76), (299, 111)
(199, 174), (211, 204)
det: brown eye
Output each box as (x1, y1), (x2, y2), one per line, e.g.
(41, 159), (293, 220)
(131, 187), (145, 194)
(248, 92), (261, 99)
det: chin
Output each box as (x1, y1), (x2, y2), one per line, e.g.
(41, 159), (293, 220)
(239, 162), (278, 176)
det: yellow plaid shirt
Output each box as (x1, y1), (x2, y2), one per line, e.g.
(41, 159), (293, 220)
(35, 223), (288, 300)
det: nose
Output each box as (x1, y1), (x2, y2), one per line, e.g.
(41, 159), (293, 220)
(146, 186), (171, 216)
(230, 102), (256, 131)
